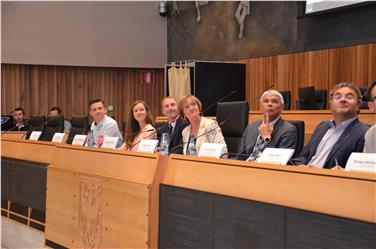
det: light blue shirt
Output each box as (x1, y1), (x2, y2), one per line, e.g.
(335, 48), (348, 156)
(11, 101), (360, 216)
(89, 115), (123, 148)
(309, 117), (357, 168)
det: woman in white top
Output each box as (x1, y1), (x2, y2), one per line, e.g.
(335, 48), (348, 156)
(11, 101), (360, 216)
(120, 100), (156, 151)
(179, 95), (227, 156)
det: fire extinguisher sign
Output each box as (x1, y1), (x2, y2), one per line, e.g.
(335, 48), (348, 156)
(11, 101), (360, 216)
(141, 71), (155, 84)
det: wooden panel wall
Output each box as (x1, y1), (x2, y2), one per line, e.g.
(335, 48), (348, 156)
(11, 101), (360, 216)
(239, 43), (376, 110)
(1, 64), (164, 130)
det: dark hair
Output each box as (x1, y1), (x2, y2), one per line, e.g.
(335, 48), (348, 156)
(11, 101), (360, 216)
(88, 98), (105, 109)
(366, 80), (376, 101)
(330, 82), (362, 101)
(49, 106), (62, 114)
(14, 107), (25, 115)
(125, 100), (155, 147)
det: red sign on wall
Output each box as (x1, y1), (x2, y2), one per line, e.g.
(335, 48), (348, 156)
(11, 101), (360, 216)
(141, 71), (155, 84)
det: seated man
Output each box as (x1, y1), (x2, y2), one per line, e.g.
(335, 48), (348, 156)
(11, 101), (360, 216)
(87, 98), (123, 148)
(364, 81), (376, 153)
(9, 107), (28, 131)
(295, 82), (369, 169)
(157, 96), (188, 154)
(237, 90), (297, 161)
(49, 106), (72, 133)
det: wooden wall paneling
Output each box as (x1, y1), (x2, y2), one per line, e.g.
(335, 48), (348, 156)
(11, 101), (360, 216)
(242, 43), (376, 110)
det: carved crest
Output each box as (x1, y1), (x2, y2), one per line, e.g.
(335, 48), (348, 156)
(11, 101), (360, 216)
(79, 175), (103, 249)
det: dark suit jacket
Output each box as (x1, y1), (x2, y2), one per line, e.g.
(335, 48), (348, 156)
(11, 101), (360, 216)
(237, 118), (297, 160)
(157, 117), (188, 154)
(9, 122), (29, 131)
(295, 118), (369, 169)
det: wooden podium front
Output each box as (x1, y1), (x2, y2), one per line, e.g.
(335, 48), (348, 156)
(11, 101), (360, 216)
(159, 155), (376, 249)
(45, 144), (166, 249)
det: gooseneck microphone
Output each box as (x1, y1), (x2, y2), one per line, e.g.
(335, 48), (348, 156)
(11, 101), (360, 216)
(20, 114), (64, 140)
(169, 120), (227, 155)
(200, 90), (237, 115)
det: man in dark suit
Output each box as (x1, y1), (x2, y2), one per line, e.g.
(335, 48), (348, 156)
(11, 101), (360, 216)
(9, 107), (29, 131)
(295, 82), (369, 169)
(158, 96), (188, 154)
(237, 90), (297, 161)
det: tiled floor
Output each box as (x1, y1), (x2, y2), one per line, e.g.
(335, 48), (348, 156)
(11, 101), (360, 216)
(1, 217), (45, 248)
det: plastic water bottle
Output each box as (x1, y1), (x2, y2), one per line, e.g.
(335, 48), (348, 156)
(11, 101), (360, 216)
(160, 133), (169, 155)
(186, 135), (197, 156)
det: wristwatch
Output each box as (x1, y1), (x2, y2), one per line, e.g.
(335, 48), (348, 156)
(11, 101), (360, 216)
(263, 137), (271, 144)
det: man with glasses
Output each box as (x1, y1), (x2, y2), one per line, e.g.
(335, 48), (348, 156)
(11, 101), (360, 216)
(364, 81), (376, 153)
(294, 82), (369, 169)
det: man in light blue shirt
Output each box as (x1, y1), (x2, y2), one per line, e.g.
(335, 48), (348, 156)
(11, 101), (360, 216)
(295, 82), (369, 169)
(87, 98), (123, 148)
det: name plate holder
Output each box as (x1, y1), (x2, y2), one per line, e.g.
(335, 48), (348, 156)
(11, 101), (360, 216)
(137, 139), (159, 153)
(198, 143), (225, 159)
(29, 131), (42, 141)
(52, 132), (65, 143)
(345, 152), (376, 173)
(101, 136), (119, 149)
(72, 135), (87, 146)
(257, 148), (295, 166)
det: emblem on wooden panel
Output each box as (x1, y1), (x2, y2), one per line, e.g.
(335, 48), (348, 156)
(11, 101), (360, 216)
(79, 175), (103, 249)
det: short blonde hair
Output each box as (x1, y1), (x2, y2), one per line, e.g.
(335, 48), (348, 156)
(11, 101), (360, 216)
(178, 95), (202, 120)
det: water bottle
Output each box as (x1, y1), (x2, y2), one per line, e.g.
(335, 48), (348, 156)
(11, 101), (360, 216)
(88, 130), (96, 147)
(160, 133), (169, 155)
(186, 135), (197, 156)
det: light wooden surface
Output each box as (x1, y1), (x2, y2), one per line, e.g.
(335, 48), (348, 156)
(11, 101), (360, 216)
(162, 154), (376, 223)
(1, 131), (26, 140)
(46, 144), (163, 249)
(1, 137), (56, 164)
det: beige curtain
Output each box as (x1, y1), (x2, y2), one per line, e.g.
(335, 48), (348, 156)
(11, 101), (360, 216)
(168, 61), (191, 100)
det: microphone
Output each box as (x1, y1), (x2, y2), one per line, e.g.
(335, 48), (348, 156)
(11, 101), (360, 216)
(200, 90), (237, 115)
(169, 120), (227, 155)
(126, 128), (157, 150)
(20, 114), (64, 140)
(219, 151), (252, 159)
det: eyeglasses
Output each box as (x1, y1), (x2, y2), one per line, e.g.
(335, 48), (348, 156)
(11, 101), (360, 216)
(332, 93), (359, 102)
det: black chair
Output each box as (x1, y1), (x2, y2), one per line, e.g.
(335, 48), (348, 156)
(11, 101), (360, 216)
(66, 116), (89, 144)
(279, 90), (291, 110)
(315, 89), (327, 110)
(297, 86), (316, 110)
(40, 115), (64, 141)
(359, 86), (369, 109)
(287, 120), (305, 157)
(297, 86), (327, 110)
(216, 101), (249, 155)
(25, 116), (46, 139)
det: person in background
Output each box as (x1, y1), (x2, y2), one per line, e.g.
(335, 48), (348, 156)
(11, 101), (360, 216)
(364, 81), (376, 153)
(158, 96), (188, 154)
(120, 100), (156, 151)
(87, 98), (123, 148)
(294, 82), (369, 169)
(10, 107), (28, 131)
(49, 106), (72, 133)
(179, 95), (227, 156)
(237, 90), (297, 161)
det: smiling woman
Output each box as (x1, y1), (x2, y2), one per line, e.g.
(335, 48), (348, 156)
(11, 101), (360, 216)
(121, 100), (156, 151)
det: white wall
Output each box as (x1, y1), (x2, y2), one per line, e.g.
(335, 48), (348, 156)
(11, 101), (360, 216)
(1, 1), (167, 68)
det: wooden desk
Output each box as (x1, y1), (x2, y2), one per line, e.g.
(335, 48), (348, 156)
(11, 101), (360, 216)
(1, 131), (27, 140)
(45, 144), (166, 249)
(1, 138), (56, 231)
(159, 155), (376, 248)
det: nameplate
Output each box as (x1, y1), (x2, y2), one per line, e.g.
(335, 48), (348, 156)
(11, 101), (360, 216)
(138, 139), (159, 153)
(101, 136), (119, 149)
(345, 152), (376, 173)
(52, 132), (65, 143)
(29, 131), (42, 141)
(257, 148), (295, 165)
(198, 143), (225, 158)
(72, 135), (87, 146)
